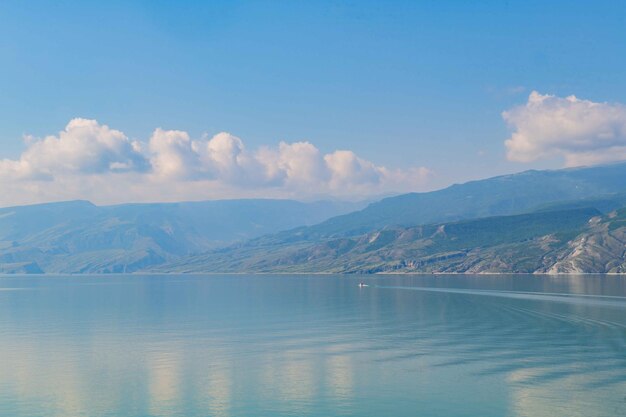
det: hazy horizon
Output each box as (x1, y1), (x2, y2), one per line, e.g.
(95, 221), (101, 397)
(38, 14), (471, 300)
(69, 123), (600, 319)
(1, 159), (625, 210)
(1, 4), (625, 416)
(2, 1), (626, 206)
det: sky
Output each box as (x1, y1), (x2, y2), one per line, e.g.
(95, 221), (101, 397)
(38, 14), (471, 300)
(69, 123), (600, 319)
(1, 0), (626, 206)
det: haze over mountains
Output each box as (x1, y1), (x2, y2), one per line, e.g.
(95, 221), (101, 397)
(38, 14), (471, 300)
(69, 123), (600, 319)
(2, 162), (626, 274)
(280, 162), (626, 239)
(166, 206), (625, 274)
(0, 199), (365, 273)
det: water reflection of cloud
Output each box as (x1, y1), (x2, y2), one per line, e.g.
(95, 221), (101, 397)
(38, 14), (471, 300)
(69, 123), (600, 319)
(148, 350), (182, 416)
(507, 369), (626, 417)
(0, 337), (116, 416)
(325, 354), (353, 401)
(206, 364), (232, 417)
(0, 274), (625, 417)
(261, 349), (316, 414)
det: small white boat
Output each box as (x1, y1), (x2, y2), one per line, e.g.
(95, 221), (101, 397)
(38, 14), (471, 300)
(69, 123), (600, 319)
(358, 282), (368, 288)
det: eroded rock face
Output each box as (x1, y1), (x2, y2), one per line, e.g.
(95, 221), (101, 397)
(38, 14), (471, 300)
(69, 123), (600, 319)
(158, 207), (626, 274)
(547, 221), (626, 274)
(0, 262), (43, 274)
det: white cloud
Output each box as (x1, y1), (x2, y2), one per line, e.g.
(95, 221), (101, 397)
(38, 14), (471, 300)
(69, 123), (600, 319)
(0, 118), (431, 206)
(203, 132), (264, 184)
(324, 150), (381, 189)
(503, 91), (626, 167)
(149, 128), (200, 179)
(273, 141), (329, 186)
(0, 118), (148, 180)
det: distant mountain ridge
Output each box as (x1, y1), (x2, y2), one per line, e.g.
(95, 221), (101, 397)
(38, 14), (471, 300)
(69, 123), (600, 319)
(155, 162), (626, 274)
(287, 162), (626, 240)
(159, 207), (624, 274)
(0, 199), (366, 273)
(2, 162), (626, 274)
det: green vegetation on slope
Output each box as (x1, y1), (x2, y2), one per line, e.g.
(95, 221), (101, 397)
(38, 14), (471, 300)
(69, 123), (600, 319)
(3, 162), (626, 274)
(290, 162), (626, 239)
(158, 207), (602, 273)
(0, 199), (365, 273)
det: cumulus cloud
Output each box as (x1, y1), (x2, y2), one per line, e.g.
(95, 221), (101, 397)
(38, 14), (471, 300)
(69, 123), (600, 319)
(503, 91), (626, 166)
(325, 150), (382, 188)
(269, 141), (329, 186)
(0, 118), (148, 180)
(149, 128), (199, 179)
(0, 118), (431, 206)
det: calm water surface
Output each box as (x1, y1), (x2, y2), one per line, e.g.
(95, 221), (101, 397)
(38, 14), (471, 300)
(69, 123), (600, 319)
(0, 274), (625, 417)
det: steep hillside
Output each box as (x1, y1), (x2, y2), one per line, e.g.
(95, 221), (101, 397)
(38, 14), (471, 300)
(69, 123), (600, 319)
(158, 207), (606, 273)
(0, 199), (365, 273)
(545, 209), (626, 273)
(4, 162), (626, 274)
(281, 162), (626, 240)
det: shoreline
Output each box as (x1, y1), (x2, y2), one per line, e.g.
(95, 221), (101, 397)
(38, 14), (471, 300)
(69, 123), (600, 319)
(0, 271), (624, 277)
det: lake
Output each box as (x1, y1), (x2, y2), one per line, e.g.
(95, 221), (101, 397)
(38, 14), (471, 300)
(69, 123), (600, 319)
(0, 274), (625, 417)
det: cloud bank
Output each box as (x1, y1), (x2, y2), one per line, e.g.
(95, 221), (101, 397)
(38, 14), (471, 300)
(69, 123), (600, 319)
(504, 91), (626, 167)
(0, 119), (431, 206)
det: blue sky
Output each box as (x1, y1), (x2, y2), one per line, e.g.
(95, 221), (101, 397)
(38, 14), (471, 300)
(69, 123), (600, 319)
(1, 1), (626, 205)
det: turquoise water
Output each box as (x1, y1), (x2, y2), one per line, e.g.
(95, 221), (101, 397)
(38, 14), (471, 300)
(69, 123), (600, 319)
(0, 274), (625, 417)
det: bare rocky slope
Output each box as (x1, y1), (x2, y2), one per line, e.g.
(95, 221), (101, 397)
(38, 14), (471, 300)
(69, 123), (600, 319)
(546, 211), (626, 273)
(0, 199), (365, 273)
(156, 207), (626, 274)
(3, 162), (626, 274)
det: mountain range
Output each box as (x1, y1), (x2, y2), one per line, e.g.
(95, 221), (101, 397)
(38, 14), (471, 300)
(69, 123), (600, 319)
(0, 199), (365, 273)
(2, 162), (626, 274)
(162, 206), (624, 274)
